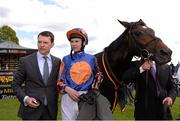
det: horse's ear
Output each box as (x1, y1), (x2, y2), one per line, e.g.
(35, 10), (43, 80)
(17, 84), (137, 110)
(139, 19), (146, 26)
(117, 19), (129, 28)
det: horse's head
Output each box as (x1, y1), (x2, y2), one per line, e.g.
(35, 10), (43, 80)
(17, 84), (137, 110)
(118, 19), (172, 65)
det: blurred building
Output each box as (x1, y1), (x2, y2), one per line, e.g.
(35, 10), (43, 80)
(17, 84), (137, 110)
(0, 40), (37, 99)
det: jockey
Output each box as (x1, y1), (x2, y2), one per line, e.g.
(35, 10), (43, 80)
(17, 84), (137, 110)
(57, 28), (103, 120)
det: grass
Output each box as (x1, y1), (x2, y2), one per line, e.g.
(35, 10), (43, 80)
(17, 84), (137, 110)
(0, 97), (179, 120)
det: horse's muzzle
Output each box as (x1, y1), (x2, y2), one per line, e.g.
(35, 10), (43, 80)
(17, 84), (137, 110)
(155, 48), (172, 65)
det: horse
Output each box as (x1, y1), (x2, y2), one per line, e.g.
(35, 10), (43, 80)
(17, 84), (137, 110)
(95, 19), (172, 112)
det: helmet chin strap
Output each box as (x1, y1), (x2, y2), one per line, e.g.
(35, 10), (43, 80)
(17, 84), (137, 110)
(70, 48), (85, 60)
(70, 49), (74, 60)
(70, 40), (85, 60)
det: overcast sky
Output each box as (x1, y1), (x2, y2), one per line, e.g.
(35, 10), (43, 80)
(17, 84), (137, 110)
(0, 0), (180, 64)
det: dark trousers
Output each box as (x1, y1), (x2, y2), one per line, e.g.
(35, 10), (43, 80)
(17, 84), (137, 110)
(39, 105), (52, 120)
(22, 105), (53, 120)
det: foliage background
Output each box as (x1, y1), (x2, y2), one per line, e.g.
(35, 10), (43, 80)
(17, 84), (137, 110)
(0, 25), (19, 44)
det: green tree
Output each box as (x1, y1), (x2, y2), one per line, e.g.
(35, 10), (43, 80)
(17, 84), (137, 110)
(0, 25), (19, 44)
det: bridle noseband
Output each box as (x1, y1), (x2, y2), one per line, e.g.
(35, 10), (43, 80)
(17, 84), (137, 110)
(128, 25), (161, 60)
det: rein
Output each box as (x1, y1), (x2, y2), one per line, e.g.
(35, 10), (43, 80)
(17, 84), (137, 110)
(101, 49), (125, 112)
(103, 48), (123, 87)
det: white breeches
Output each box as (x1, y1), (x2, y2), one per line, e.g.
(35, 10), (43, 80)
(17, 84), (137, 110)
(61, 91), (87, 120)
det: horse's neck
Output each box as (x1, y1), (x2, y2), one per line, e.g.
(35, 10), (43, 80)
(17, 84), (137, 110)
(107, 35), (133, 68)
(105, 43), (133, 80)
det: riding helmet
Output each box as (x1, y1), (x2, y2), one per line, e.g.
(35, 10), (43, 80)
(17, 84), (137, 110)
(66, 28), (88, 45)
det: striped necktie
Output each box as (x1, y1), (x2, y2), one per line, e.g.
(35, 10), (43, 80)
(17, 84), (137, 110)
(43, 56), (49, 105)
(43, 56), (49, 85)
(150, 66), (156, 80)
(151, 64), (160, 96)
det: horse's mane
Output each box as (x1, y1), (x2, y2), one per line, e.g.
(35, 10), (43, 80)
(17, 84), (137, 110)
(105, 28), (135, 68)
(107, 22), (140, 53)
(107, 29), (129, 52)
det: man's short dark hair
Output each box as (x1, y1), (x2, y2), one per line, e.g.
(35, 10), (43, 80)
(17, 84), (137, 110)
(38, 31), (54, 43)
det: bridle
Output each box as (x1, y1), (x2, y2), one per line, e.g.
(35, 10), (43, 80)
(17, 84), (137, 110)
(128, 25), (161, 60)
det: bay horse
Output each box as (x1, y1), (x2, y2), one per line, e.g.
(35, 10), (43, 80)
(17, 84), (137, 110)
(95, 19), (172, 112)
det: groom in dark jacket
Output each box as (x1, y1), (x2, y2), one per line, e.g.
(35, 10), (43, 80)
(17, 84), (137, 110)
(122, 59), (177, 120)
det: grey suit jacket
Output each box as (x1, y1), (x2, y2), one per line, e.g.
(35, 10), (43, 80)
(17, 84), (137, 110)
(12, 52), (61, 120)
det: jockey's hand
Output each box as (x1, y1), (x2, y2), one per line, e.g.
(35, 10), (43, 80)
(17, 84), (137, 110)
(65, 86), (80, 102)
(162, 97), (173, 106)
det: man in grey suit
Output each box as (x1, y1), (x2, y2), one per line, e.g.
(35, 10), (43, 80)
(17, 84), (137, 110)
(12, 31), (61, 120)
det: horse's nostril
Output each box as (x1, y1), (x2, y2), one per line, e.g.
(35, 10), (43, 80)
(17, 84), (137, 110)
(160, 49), (168, 56)
(160, 48), (172, 56)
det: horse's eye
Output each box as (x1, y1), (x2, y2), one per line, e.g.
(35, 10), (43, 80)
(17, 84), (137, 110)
(134, 31), (143, 36)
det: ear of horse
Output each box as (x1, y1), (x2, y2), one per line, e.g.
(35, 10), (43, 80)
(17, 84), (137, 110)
(117, 19), (129, 28)
(139, 19), (146, 26)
